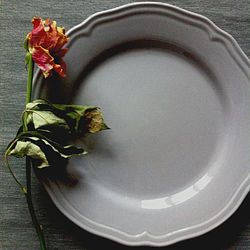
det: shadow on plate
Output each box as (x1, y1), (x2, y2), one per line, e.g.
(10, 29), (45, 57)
(39, 39), (225, 106)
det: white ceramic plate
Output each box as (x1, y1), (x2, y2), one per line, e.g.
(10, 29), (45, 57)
(34, 2), (250, 247)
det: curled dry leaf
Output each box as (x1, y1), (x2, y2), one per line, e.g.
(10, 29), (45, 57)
(5, 99), (109, 169)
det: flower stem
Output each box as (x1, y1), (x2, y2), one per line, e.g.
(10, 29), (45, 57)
(24, 54), (47, 250)
(26, 53), (34, 104)
(25, 158), (47, 250)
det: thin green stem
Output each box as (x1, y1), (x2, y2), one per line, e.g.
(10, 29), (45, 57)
(23, 53), (33, 131)
(25, 158), (46, 250)
(24, 55), (47, 250)
(4, 46), (47, 249)
(4, 149), (27, 194)
(26, 53), (34, 105)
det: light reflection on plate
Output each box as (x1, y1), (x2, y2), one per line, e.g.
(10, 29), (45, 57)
(141, 173), (212, 209)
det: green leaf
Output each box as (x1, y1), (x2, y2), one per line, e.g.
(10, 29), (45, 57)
(6, 98), (108, 170)
(26, 109), (69, 130)
(6, 132), (86, 169)
(24, 37), (29, 51)
(24, 99), (109, 135)
(9, 139), (49, 168)
(25, 52), (31, 66)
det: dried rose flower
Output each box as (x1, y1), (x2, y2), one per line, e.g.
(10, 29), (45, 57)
(25, 17), (69, 78)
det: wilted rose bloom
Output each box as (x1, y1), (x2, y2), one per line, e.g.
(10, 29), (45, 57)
(85, 109), (108, 133)
(26, 17), (69, 78)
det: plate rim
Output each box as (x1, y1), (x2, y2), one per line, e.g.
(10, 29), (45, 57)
(34, 1), (250, 247)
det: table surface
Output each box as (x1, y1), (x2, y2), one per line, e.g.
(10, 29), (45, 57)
(1, 0), (250, 249)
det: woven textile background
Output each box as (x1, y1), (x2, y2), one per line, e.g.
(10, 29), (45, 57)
(0, 0), (250, 249)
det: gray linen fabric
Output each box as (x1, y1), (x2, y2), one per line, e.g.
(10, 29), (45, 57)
(0, 0), (250, 249)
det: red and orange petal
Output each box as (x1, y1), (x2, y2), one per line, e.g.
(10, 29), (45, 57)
(28, 17), (47, 48)
(28, 17), (60, 51)
(43, 19), (59, 50)
(51, 28), (68, 54)
(27, 17), (69, 78)
(31, 46), (66, 78)
(53, 60), (66, 77)
(32, 16), (43, 29)
(30, 17), (68, 52)
(31, 46), (54, 78)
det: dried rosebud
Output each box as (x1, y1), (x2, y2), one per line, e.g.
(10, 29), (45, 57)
(85, 109), (109, 133)
(25, 17), (69, 78)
